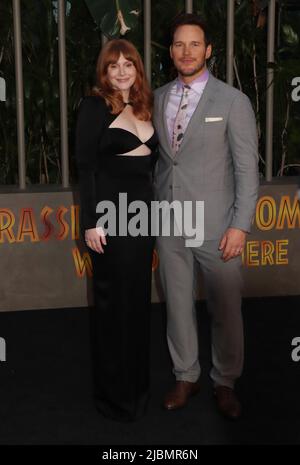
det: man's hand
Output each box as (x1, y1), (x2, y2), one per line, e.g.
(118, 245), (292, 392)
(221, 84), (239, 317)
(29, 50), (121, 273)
(85, 226), (107, 254)
(218, 228), (246, 262)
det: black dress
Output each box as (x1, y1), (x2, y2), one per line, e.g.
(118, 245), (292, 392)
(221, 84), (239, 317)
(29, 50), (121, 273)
(75, 96), (157, 421)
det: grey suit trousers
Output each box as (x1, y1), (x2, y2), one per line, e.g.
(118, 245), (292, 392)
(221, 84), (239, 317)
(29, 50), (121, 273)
(156, 233), (244, 388)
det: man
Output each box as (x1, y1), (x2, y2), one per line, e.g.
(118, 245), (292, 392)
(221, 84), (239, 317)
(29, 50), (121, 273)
(153, 14), (259, 420)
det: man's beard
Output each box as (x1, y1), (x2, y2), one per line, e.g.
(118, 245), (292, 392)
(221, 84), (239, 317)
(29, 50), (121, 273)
(178, 60), (206, 77)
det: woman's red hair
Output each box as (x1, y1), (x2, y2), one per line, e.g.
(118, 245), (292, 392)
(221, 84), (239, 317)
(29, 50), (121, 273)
(91, 39), (153, 121)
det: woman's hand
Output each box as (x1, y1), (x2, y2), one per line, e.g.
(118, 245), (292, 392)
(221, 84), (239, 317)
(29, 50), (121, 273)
(85, 227), (107, 253)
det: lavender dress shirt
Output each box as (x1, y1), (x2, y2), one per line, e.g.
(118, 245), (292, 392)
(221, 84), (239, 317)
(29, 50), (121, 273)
(165, 69), (209, 143)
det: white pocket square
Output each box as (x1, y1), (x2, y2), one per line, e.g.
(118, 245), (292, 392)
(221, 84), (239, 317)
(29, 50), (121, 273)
(205, 117), (223, 122)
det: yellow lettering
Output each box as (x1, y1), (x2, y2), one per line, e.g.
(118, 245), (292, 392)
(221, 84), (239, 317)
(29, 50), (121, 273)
(246, 241), (260, 266)
(256, 196), (276, 231)
(277, 195), (300, 229)
(71, 205), (80, 240)
(72, 247), (93, 278)
(40, 206), (54, 241)
(56, 206), (69, 240)
(276, 239), (289, 264)
(16, 209), (39, 242)
(0, 209), (16, 243)
(261, 241), (275, 266)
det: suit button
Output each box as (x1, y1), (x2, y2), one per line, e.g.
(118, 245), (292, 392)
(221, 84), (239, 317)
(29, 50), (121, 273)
(173, 161), (178, 166)
(169, 185), (172, 189)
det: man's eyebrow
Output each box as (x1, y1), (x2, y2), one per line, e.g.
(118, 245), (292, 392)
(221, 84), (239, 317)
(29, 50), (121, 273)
(173, 40), (201, 44)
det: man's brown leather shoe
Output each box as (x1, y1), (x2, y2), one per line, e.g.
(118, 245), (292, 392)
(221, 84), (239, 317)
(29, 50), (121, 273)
(214, 385), (241, 420)
(163, 380), (200, 410)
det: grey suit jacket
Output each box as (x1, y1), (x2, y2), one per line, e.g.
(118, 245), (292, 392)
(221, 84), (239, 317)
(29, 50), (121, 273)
(153, 73), (259, 241)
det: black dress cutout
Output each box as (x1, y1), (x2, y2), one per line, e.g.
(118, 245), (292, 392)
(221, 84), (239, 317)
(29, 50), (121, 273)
(75, 96), (157, 421)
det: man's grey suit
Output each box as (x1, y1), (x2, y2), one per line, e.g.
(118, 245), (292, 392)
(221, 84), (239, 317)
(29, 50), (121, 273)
(153, 73), (259, 387)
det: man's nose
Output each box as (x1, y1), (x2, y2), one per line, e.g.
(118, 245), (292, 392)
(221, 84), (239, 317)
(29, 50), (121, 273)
(183, 46), (191, 56)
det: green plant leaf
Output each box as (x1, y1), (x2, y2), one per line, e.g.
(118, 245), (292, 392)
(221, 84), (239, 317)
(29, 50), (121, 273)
(84, 0), (141, 38)
(282, 24), (299, 47)
(100, 10), (120, 38)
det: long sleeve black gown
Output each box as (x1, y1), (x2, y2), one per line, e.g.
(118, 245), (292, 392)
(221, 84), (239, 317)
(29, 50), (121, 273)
(75, 96), (157, 422)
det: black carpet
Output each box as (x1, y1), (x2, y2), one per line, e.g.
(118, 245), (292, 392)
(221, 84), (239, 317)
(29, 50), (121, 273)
(0, 296), (300, 445)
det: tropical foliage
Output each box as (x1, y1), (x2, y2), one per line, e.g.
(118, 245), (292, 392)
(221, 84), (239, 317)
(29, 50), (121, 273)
(85, 0), (141, 38)
(0, 0), (299, 185)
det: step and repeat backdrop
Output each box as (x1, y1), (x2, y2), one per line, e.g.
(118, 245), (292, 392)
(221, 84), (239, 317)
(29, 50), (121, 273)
(0, 181), (299, 312)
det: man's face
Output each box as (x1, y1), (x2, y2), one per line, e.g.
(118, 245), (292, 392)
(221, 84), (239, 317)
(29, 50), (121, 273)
(170, 25), (212, 79)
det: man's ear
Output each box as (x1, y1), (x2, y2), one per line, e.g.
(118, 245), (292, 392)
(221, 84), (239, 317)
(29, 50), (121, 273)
(205, 44), (212, 60)
(170, 45), (173, 60)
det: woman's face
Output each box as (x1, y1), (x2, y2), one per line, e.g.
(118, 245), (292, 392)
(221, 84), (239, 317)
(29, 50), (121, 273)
(107, 52), (137, 93)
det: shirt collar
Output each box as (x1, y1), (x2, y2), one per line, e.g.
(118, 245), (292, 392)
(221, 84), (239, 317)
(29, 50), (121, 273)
(176, 69), (210, 94)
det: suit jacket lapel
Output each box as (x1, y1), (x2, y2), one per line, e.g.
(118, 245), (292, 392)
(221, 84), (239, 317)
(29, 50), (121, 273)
(157, 80), (176, 158)
(157, 74), (218, 158)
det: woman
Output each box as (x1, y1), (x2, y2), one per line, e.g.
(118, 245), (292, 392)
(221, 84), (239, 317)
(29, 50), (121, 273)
(75, 39), (157, 422)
